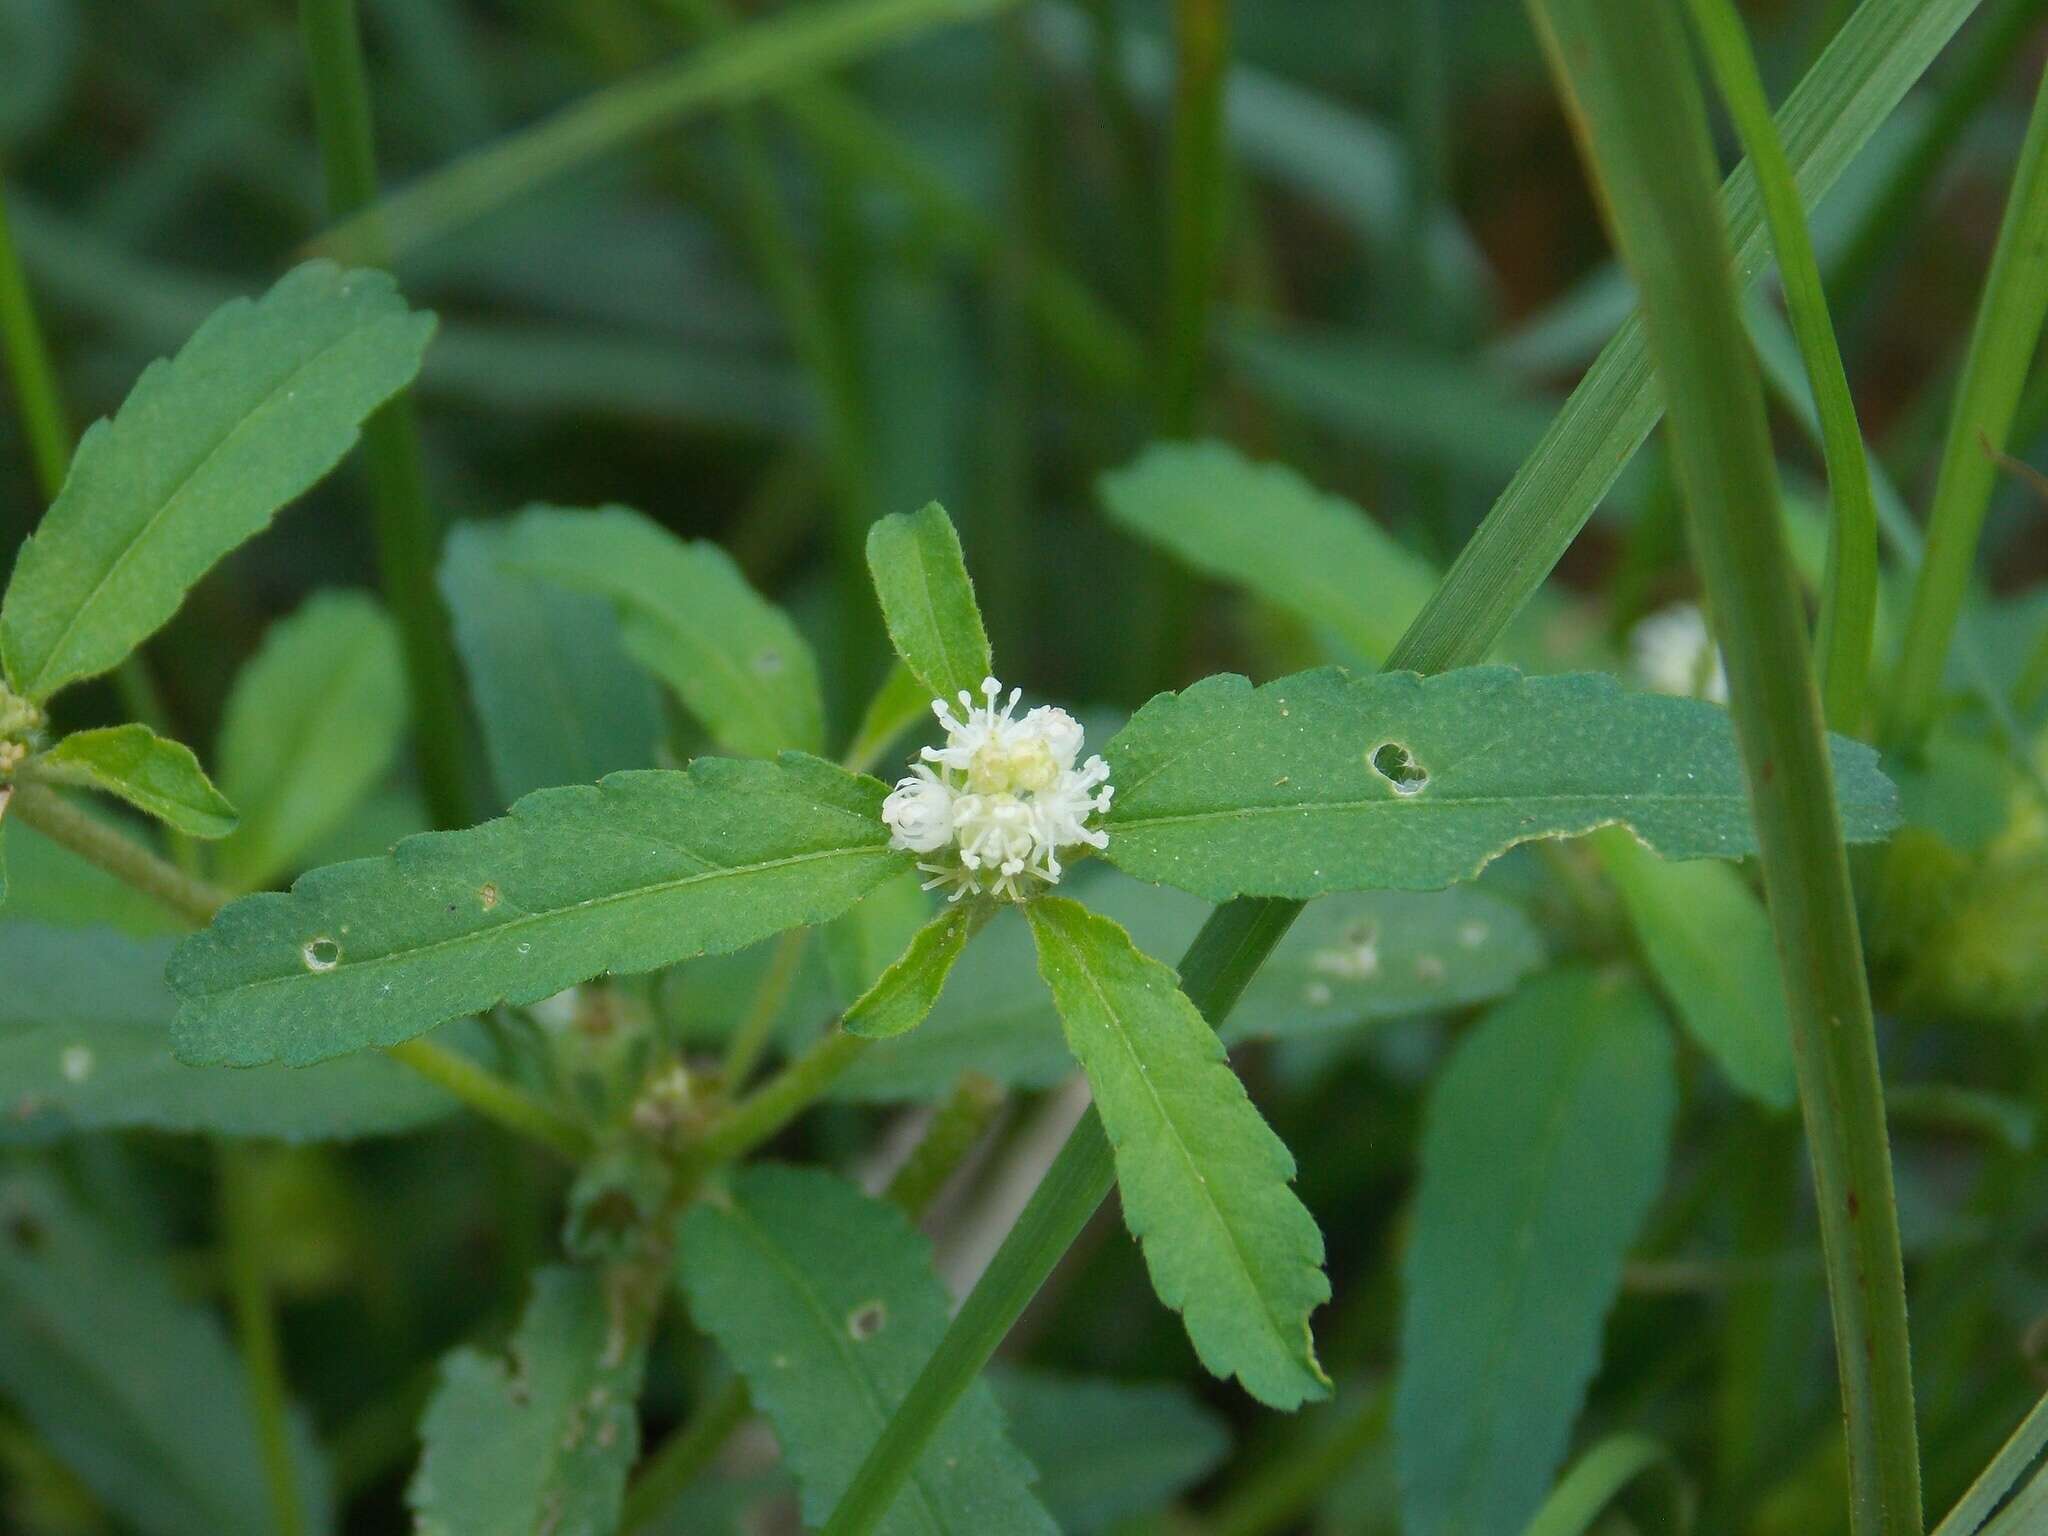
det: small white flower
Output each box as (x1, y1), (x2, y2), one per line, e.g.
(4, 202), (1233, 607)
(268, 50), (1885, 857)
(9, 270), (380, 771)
(881, 677), (1114, 902)
(1630, 602), (1728, 703)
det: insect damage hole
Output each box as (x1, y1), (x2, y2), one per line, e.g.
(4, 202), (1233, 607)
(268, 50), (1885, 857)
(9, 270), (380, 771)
(847, 1300), (887, 1340)
(302, 937), (342, 972)
(1369, 741), (1429, 795)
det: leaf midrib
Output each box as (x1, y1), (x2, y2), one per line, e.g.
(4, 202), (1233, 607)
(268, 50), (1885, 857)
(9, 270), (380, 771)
(1110, 786), (1888, 832)
(195, 840), (896, 996)
(23, 315), (395, 695)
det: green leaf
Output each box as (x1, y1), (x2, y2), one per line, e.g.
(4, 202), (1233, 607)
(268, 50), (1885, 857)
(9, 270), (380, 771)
(0, 262), (433, 700)
(989, 1369), (1231, 1536)
(1102, 667), (1899, 902)
(169, 754), (908, 1066)
(1396, 968), (1676, 1536)
(675, 1164), (1056, 1535)
(502, 504), (823, 759)
(845, 903), (986, 1039)
(29, 724), (236, 837)
(1025, 896), (1330, 1408)
(214, 592), (406, 889)
(0, 923), (463, 1142)
(409, 1265), (647, 1536)
(0, 1169), (333, 1536)
(1226, 885), (1546, 1043)
(1100, 441), (1438, 665)
(439, 521), (659, 805)
(864, 502), (994, 706)
(1594, 827), (1794, 1108)
(831, 872), (1541, 1101)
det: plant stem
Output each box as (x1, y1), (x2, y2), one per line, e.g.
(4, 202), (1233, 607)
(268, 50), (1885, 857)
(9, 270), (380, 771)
(1887, 66), (2048, 745)
(719, 925), (811, 1089)
(1206, 1389), (1390, 1536)
(619, 1376), (752, 1534)
(818, 896), (1303, 1536)
(300, 0), (473, 832)
(0, 176), (71, 503)
(9, 781), (227, 924)
(686, 1027), (871, 1175)
(1530, 1), (1920, 1530)
(882, 1071), (1003, 1217)
(219, 1143), (309, 1536)
(383, 1038), (593, 1162)
(1682, 0), (1879, 733)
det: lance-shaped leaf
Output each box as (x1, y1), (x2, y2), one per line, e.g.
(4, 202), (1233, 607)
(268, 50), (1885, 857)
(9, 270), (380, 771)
(1100, 440), (1438, 663)
(502, 504), (823, 759)
(676, 1164), (1056, 1536)
(1397, 968), (1676, 1536)
(0, 925), (462, 1143)
(215, 592), (406, 888)
(1102, 667), (1898, 901)
(0, 262), (434, 700)
(1595, 827), (1794, 1108)
(865, 502), (993, 706)
(845, 902), (986, 1039)
(29, 724), (236, 838)
(169, 754), (909, 1066)
(439, 522), (659, 805)
(1026, 896), (1330, 1408)
(0, 1170), (333, 1536)
(409, 1265), (647, 1536)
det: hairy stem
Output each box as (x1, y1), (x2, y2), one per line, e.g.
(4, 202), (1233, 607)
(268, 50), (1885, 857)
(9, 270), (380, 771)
(384, 1038), (593, 1162)
(10, 781), (227, 924)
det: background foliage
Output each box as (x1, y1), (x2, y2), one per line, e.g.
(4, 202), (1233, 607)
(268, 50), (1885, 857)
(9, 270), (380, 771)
(4, 1), (2048, 1534)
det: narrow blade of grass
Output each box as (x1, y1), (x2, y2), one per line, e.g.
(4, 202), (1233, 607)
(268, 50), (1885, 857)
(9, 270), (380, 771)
(1530, 3), (1920, 1533)
(1385, 0), (1984, 675)
(1886, 66), (2048, 744)
(301, 0), (473, 831)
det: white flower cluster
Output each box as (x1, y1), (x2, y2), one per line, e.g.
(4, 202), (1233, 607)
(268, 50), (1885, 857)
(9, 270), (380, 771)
(882, 677), (1113, 902)
(1629, 602), (1728, 704)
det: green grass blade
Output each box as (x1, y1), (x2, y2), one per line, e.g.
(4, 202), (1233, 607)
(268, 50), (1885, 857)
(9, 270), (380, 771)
(1886, 67), (2048, 743)
(1529, 1), (1921, 1531)
(1520, 1434), (1690, 1536)
(1384, 0), (1984, 675)
(1932, 1387), (2048, 1536)
(315, 0), (1023, 263)
(301, 0), (473, 831)
(1682, 0), (1879, 732)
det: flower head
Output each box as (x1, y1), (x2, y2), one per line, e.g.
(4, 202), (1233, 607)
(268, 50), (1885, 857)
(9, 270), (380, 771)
(1629, 602), (1728, 704)
(881, 677), (1113, 901)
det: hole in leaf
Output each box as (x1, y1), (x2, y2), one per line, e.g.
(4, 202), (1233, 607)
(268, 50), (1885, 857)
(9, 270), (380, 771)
(848, 1301), (887, 1340)
(1369, 742), (1429, 795)
(302, 937), (342, 972)
(480, 882), (500, 911)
